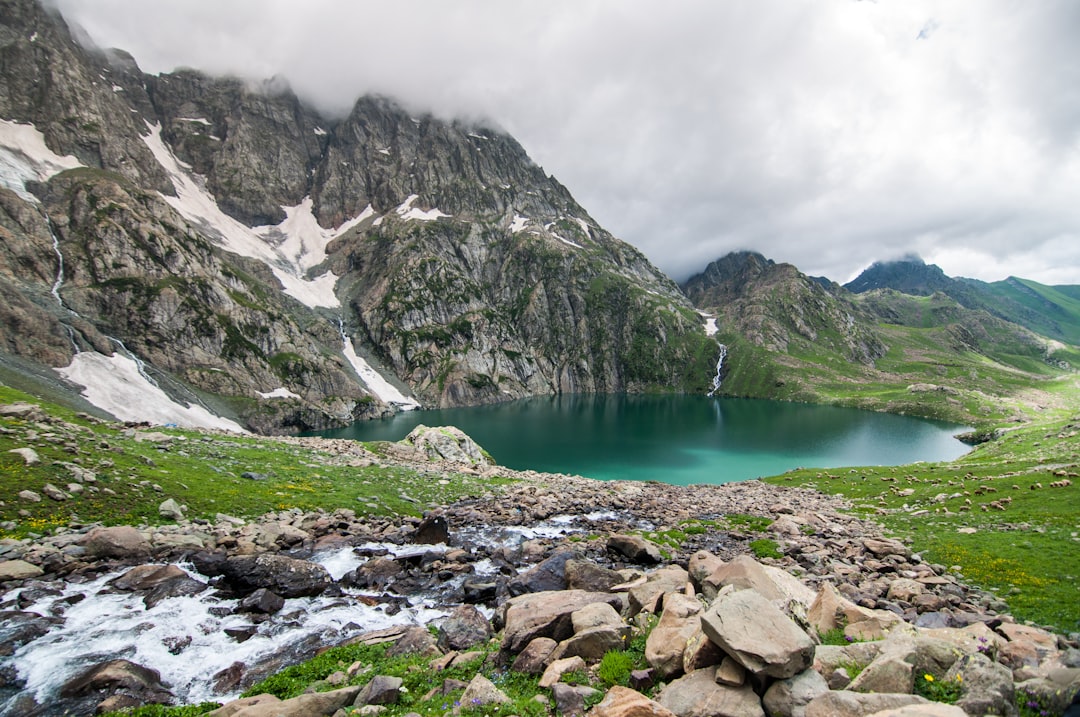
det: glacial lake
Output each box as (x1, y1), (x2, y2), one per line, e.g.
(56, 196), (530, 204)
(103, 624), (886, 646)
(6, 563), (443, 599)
(313, 395), (971, 485)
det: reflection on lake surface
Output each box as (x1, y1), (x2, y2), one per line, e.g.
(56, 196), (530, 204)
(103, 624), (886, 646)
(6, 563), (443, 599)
(313, 395), (970, 485)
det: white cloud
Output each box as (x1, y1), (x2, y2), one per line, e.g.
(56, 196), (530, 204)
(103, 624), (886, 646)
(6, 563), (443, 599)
(53, 0), (1080, 285)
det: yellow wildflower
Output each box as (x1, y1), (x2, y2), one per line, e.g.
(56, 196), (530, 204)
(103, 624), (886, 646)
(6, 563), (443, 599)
(924, 674), (934, 682)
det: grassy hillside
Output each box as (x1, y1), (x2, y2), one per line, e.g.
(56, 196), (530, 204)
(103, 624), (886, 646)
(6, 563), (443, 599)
(767, 375), (1080, 633)
(979, 277), (1080, 346)
(0, 385), (507, 537)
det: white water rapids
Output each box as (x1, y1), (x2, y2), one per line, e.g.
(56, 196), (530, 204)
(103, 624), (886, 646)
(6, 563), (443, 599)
(0, 512), (625, 712)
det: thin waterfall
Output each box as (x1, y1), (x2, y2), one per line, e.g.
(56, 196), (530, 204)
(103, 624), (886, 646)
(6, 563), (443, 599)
(707, 343), (727, 397)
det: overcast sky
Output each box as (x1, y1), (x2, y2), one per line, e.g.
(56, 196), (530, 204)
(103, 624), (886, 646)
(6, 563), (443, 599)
(53, 0), (1080, 285)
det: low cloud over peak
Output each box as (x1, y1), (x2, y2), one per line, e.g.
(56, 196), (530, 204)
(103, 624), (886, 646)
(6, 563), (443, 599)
(53, 0), (1080, 285)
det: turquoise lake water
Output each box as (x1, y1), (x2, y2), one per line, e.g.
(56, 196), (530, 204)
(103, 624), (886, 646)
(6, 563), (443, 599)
(313, 394), (970, 485)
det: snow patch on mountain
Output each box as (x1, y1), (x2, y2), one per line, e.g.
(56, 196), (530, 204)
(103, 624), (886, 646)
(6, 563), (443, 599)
(340, 332), (420, 410)
(509, 215), (529, 233)
(395, 194), (451, 222)
(56, 351), (246, 432)
(0, 120), (83, 201)
(142, 122), (349, 309)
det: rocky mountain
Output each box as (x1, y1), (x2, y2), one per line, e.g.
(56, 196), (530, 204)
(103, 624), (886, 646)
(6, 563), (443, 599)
(846, 255), (1080, 345)
(681, 251), (886, 398)
(0, 0), (717, 433)
(682, 251), (1076, 423)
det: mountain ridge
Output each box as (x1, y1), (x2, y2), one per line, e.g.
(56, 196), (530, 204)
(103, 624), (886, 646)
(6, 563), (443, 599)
(0, 0), (717, 433)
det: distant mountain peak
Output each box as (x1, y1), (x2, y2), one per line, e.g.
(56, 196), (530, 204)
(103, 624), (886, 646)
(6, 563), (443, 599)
(845, 256), (949, 295)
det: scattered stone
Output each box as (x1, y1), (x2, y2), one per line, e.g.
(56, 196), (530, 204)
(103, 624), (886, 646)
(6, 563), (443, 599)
(459, 673), (511, 706)
(500, 590), (624, 655)
(540, 656), (587, 689)
(354, 675), (403, 706)
(42, 483), (70, 501)
(158, 498), (185, 521)
(82, 526), (151, 560)
(590, 686), (678, 717)
(656, 666), (764, 717)
(8, 447), (40, 465)
(512, 637), (559, 674)
(0, 559), (44, 581)
(437, 605), (493, 652)
(645, 592), (703, 680)
(608, 534), (663, 565)
(17, 489), (41, 503)
(566, 559), (626, 592)
(553, 683), (601, 717)
(411, 515), (449, 544)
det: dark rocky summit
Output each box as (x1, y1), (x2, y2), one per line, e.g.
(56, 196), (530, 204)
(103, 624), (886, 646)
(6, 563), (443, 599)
(0, 0), (716, 434)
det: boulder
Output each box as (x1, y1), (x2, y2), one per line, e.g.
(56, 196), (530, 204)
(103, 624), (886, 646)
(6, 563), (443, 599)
(656, 667), (764, 717)
(205, 694), (281, 717)
(682, 627), (725, 674)
(555, 625), (628, 662)
(700, 588), (815, 679)
(805, 692), (929, 717)
(688, 551), (725, 593)
(703, 554), (786, 601)
(158, 498), (185, 521)
(459, 673), (511, 705)
(509, 549), (578, 595)
(238, 588), (286, 614)
(645, 592), (703, 680)
(8, 447), (40, 465)
(82, 526), (151, 560)
(221, 554), (331, 598)
(500, 590), (624, 655)
(553, 683), (602, 717)
(945, 652), (1017, 717)
(59, 659), (172, 710)
(848, 653), (914, 694)
(354, 676), (403, 706)
(110, 564), (189, 591)
(589, 686), (678, 717)
(567, 559), (627, 592)
(0, 559), (44, 581)
(143, 575), (208, 609)
(386, 626), (441, 658)
(886, 578), (925, 603)
(228, 687), (360, 716)
(627, 566), (690, 616)
(437, 604), (493, 652)
(17, 489), (41, 502)
(608, 535), (664, 565)
(864, 706), (968, 717)
(411, 515), (450, 544)
(404, 425), (493, 465)
(512, 637), (559, 674)
(863, 538), (912, 558)
(762, 669), (829, 717)
(540, 656), (587, 689)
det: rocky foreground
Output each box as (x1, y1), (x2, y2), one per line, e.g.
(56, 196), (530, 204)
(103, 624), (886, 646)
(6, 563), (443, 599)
(1, 428), (1079, 716)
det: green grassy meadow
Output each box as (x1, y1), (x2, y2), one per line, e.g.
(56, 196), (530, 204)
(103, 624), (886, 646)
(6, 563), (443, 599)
(767, 375), (1080, 633)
